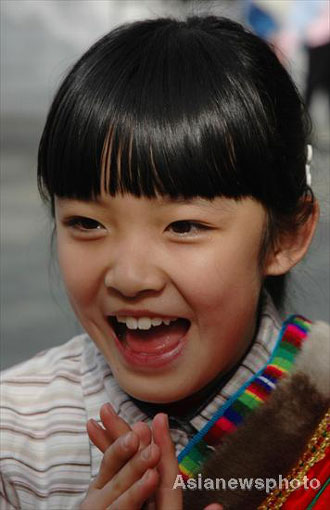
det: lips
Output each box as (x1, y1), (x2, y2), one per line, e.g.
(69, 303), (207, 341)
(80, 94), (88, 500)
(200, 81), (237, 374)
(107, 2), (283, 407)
(108, 316), (191, 368)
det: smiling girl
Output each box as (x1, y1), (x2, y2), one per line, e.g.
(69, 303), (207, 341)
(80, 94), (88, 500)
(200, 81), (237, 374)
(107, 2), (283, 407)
(1, 16), (329, 510)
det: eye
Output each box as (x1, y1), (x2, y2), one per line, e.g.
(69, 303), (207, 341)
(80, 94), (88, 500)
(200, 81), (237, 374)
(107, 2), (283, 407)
(65, 216), (105, 232)
(167, 220), (210, 236)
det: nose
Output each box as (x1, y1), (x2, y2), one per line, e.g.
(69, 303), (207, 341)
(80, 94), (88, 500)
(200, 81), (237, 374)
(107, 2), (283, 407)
(104, 242), (166, 298)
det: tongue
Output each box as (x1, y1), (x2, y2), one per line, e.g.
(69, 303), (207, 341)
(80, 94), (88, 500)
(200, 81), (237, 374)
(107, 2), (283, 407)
(124, 320), (189, 354)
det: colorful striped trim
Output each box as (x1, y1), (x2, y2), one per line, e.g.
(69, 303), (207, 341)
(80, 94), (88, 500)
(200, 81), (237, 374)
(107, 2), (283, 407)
(178, 315), (312, 479)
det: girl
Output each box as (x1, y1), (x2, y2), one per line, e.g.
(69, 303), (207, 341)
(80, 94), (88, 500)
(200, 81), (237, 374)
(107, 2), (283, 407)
(1, 15), (329, 510)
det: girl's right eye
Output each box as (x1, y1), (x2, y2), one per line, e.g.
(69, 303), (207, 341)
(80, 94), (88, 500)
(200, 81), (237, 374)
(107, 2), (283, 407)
(64, 216), (106, 233)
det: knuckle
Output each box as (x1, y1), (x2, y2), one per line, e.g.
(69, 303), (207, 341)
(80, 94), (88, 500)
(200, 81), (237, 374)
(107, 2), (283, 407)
(138, 443), (158, 466)
(110, 475), (125, 496)
(101, 434), (129, 468)
(118, 432), (137, 455)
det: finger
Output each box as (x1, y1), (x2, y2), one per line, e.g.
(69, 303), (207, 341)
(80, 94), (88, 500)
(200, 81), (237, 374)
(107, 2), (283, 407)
(91, 431), (140, 489)
(145, 496), (157, 510)
(86, 418), (112, 453)
(132, 421), (152, 449)
(100, 442), (160, 503)
(88, 410), (151, 454)
(100, 403), (132, 441)
(106, 468), (159, 510)
(152, 413), (182, 510)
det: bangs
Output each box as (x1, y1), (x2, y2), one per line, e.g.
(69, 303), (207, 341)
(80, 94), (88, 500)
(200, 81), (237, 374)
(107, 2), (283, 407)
(38, 17), (299, 208)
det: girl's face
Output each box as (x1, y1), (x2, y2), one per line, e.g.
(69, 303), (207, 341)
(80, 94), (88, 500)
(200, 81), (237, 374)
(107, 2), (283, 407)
(55, 193), (268, 403)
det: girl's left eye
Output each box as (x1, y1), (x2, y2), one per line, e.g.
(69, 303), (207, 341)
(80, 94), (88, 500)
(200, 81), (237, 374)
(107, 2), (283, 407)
(167, 220), (210, 236)
(65, 216), (105, 232)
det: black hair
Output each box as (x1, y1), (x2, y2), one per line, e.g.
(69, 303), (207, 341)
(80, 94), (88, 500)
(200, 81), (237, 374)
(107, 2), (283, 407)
(38, 16), (314, 308)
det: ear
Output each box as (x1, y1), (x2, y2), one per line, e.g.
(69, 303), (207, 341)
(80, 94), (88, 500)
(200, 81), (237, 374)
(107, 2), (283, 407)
(264, 200), (320, 276)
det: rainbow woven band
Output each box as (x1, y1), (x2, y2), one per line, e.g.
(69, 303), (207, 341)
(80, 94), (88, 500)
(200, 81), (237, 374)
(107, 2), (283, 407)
(178, 315), (312, 479)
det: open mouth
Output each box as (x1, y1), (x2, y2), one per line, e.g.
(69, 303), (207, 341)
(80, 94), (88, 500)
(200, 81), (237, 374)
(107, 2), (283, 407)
(108, 316), (191, 357)
(109, 316), (190, 341)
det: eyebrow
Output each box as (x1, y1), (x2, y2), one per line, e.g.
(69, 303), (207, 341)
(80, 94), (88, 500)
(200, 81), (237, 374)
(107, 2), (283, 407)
(56, 195), (233, 213)
(157, 196), (214, 207)
(57, 196), (210, 206)
(159, 198), (197, 205)
(156, 196), (236, 214)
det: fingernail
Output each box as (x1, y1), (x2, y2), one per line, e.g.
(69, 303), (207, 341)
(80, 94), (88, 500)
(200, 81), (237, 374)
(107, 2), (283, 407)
(123, 431), (133, 449)
(142, 444), (151, 460)
(90, 418), (103, 430)
(105, 403), (116, 415)
(162, 413), (169, 428)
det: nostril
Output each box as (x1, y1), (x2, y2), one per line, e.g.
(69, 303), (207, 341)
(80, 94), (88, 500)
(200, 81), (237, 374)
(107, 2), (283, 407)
(104, 266), (166, 297)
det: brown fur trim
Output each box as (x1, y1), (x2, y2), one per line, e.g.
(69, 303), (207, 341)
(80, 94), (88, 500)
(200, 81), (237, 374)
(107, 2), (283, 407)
(292, 321), (330, 399)
(183, 372), (329, 510)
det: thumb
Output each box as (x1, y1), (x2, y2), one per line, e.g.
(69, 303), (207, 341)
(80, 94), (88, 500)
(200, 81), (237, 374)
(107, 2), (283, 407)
(152, 413), (182, 510)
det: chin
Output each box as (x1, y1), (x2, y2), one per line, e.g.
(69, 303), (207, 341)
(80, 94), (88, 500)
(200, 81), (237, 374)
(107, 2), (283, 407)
(123, 384), (190, 404)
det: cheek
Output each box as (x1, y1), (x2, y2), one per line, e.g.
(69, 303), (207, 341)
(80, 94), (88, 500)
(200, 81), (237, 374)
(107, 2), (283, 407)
(175, 241), (262, 309)
(172, 242), (263, 369)
(56, 240), (100, 307)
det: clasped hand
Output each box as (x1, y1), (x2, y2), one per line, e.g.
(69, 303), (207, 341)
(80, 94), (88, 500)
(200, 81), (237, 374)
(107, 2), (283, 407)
(80, 403), (222, 510)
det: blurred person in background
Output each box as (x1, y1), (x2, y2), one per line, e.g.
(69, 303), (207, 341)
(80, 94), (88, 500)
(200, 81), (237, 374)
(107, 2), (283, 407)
(245, 0), (330, 114)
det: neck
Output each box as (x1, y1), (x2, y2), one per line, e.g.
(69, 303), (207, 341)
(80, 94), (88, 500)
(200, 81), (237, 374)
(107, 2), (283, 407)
(132, 359), (240, 422)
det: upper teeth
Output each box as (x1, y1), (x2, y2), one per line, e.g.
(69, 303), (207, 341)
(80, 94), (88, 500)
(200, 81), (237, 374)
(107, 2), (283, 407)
(116, 316), (177, 330)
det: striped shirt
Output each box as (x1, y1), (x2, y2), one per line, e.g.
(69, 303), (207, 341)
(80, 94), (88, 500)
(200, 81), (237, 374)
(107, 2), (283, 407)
(0, 293), (281, 509)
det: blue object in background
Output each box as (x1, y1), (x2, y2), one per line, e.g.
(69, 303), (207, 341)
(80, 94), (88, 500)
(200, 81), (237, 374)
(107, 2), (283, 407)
(245, 0), (278, 40)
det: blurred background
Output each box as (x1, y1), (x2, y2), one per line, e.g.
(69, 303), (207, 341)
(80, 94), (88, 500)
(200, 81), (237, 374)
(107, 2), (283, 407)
(1, 0), (329, 370)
